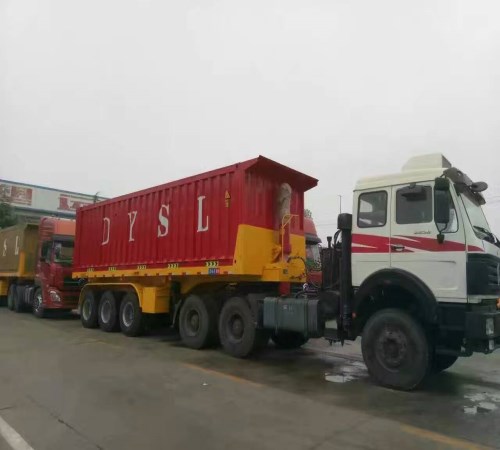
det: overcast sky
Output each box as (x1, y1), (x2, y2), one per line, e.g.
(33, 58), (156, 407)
(1, 0), (500, 239)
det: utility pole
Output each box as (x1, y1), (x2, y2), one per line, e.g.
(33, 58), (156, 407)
(338, 195), (342, 214)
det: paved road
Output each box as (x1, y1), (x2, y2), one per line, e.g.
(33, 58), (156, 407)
(0, 308), (499, 450)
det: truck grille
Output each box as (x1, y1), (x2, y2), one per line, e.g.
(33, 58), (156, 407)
(488, 262), (500, 286)
(467, 254), (500, 296)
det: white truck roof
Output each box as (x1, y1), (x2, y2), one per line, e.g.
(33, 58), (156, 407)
(355, 153), (452, 191)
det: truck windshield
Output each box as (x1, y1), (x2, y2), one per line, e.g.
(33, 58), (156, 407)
(54, 240), (74, 265)
(460, 190), (493, 240)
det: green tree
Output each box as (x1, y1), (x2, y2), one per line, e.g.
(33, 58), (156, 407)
(304, 208), (313, 218)
(0, 202), (17, 229)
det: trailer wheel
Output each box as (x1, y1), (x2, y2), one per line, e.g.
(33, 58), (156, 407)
(179, 294), (218, 349)
(271, 331), (309, 349)
(81, 290), (99, 328)
(432, 354), (458, 374)
(219, 296), (258, 358)
(98, 291), (120, 332)
(7, 285), (16, 311)
(361, 308), (430, 391)
(119, 292), (144, 337)
(32, 288), (45, 318)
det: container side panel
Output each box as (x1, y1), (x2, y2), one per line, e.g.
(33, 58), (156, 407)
(23, 226), (39, 274)
(73, 158), (310, 275)
(0, 226), (23, 273)
(0, 224), (38, 276)
(73, 168), (239, 271)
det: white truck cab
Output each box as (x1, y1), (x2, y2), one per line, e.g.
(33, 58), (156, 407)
(352, 153), (500, 305)
(263, 153), (500, 390)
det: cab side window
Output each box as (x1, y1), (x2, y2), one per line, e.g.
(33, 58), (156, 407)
(357, 191), (388, 228)
(396, 185), (432, 224)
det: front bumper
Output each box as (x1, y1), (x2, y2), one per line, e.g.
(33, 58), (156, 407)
(44, 289), (80, 310)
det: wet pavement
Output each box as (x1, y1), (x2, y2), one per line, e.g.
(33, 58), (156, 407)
(0, 308), (499, 449)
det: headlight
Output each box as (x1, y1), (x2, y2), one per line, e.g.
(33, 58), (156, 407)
(49, 290), (61, 303)
(486, 317), (495, 336)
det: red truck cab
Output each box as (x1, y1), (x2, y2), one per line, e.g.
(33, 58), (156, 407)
(32, 217), (80, 315)
(2, 217), (80, 316)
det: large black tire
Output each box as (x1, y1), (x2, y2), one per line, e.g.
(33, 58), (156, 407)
(271, 331), (309, 349)
(81, 290), (99, 328)
(7, 285), (16, 311)
(14, 286), (26, 313)
(361, 308), (430, 391)
(98, 290), (120, 332)
(119, 292), (144, 337)
(32, 288), (46, 318)
(179, 294), (218, 349)
(219, 296), (259, 358)
(432, 354), (458, 374)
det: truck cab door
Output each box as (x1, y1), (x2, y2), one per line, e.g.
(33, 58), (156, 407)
(390, 182), (467, 302)
(352, 189), (391, 288)
(37, 240), (52, 289)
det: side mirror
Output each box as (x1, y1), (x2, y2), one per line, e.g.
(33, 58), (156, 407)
(434, 179), (451, 243)
(434, 177), (450, 192)
(435, 191), (450, 224)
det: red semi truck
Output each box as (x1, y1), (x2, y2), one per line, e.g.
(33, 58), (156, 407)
(0, 217), (80, 316)
(73, 154), (500, 390)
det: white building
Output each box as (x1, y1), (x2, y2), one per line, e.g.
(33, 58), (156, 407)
(0, 179), (106, 223)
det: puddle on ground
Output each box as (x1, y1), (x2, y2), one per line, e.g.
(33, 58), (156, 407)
(463, 390), (500, 415)
(325, 374), (355, 383)
(325, 360), (368, 384)
(463, 406), (477, 415)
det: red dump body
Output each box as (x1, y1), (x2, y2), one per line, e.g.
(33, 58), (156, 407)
(73, 157), (317, 272)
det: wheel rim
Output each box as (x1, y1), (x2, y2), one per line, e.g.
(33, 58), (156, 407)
(185, 308), (200, 336)
(122, 302), (134, 328)
(375, 326), (408, 369)
(82, 299), (92, 321)
(226, 313), (244, 342)
(34, 293), (43, 312)
(101, 301), (111, 324)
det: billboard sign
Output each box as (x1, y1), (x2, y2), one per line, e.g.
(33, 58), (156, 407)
(0, 179), (105, 217)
